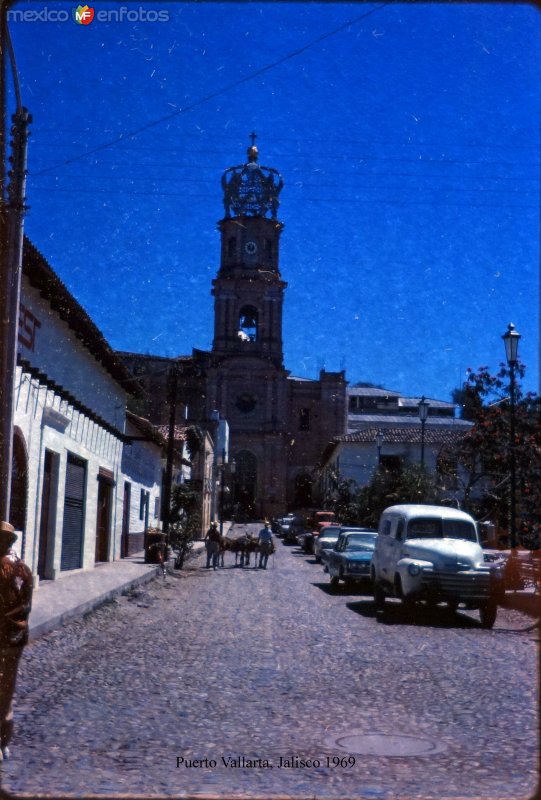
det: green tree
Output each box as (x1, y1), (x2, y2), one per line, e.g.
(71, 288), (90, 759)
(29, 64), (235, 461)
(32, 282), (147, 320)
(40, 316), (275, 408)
(323, 468), (361, 525)
(448, 362), (540, 535)
(357, 463), (442, 528)
(168, 483), (201, 569)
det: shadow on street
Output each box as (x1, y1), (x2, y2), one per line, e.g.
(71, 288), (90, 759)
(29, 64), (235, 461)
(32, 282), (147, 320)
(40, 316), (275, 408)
(345, 598), (481, 629)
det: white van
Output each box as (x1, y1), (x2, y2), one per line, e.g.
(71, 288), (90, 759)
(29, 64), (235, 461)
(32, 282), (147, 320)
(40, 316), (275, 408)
(371, 504), (502, 628)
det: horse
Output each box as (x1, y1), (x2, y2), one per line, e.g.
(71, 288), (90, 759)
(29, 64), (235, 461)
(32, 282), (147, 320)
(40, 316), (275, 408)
(217, 533), (259, 567)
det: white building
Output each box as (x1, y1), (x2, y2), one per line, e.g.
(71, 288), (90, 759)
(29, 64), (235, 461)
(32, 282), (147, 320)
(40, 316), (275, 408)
(320, 385), (472, 499)
(11, 240), (165, 582)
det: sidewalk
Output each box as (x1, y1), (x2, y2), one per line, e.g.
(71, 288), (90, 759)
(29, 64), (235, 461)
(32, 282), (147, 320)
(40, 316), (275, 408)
(28, 554), (160, 641)
(28, 525), (233, 642)
(501, 588), (540, 619)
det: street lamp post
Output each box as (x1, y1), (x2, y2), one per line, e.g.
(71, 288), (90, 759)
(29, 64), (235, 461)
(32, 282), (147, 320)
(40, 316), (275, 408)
(418, 396), (430, 467)
(375, 430), (384, 466)
(502, 322), (521, 550)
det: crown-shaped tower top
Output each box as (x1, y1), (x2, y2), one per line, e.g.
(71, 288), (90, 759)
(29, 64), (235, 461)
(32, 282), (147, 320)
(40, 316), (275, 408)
(221, 133), (284, 220)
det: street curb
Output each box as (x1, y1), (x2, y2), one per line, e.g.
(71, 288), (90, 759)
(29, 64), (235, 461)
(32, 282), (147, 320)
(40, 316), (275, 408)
(28, 566), (160, 642)
(500, 591), (540, 619)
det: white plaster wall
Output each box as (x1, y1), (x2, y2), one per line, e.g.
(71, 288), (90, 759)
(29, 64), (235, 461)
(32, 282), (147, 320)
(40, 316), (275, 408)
(14, 366), (124, 579)
(19, 282), (126, 428)
(121, 424), (163, 536)
(332, 441), (440, 488)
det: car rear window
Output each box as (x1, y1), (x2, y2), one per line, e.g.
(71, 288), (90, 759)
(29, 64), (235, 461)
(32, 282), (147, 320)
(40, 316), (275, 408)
(407, 517), (477, 542)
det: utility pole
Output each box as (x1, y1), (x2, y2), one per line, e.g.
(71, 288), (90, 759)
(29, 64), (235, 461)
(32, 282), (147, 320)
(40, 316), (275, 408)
(161, 363), (178, 549)
(0, 103), (31, 526)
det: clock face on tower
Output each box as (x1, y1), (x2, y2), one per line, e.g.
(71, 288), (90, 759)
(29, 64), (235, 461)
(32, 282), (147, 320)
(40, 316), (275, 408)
(235, 393), (257, 413)
(244, 241), (258, 256)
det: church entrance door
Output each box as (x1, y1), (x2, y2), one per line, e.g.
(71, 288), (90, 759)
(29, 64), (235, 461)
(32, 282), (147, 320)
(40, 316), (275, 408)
(233, 451), (257, 521)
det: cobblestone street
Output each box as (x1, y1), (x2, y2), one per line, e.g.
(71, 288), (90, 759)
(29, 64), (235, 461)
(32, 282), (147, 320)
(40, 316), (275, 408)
(1, 524), (539, 798)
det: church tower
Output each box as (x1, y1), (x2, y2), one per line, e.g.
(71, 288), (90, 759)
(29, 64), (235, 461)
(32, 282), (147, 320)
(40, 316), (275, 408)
(211, 137), (286, 366)
(204, 137), (347, 520)
(206, 138), (290, 519)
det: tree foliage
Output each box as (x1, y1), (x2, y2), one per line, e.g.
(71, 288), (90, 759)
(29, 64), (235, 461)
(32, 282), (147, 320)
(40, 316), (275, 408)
(324, 463), (443, 528)
(449, 362), (540, 533)
(357, 464), (442, 527)
(168, 483), (201, 569)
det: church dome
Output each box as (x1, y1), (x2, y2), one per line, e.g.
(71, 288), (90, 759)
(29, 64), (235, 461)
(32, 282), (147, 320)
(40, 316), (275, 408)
(221, 136), (284, 220)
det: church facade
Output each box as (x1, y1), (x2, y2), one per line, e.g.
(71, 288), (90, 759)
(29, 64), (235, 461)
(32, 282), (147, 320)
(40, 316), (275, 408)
(121, 141), (347, 521)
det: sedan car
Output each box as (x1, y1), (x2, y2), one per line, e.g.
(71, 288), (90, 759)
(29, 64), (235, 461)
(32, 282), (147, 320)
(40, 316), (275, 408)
(327, 530), (378, 590)
(284, 516), (309, 545)
(314, 525), (343, 563)
(277, 514), (295, 539)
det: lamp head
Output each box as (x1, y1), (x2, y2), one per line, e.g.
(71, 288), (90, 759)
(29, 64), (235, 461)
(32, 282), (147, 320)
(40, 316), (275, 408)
(418, 396), (430, 422)
(502, 322), (521, 365)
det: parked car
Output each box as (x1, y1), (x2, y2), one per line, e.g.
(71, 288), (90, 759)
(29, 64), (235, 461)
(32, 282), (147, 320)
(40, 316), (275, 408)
(314, 525), (343, 563)
(284, 516), (308, 545)
(314, 510), (337, 532)
(327, 530), (378, 589)
(277, 514), (295, 539)
(371, 504), (504, 628)
(317, 525), (368, 565)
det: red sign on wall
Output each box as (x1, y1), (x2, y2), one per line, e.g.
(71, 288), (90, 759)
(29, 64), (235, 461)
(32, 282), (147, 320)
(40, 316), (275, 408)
(18, 303), (41, 352)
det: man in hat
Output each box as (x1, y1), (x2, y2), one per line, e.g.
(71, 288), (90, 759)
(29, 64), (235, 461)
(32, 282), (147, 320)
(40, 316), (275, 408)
(257, 520), (274, 570)
(204, 521), (222, 570)
(0, 521), (33, 761)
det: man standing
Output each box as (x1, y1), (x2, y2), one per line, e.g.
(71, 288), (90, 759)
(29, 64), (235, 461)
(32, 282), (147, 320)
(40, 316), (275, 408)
(257, 521), (274, 570)
(0, 521), (33, 761)
(204, 521), (222, 570)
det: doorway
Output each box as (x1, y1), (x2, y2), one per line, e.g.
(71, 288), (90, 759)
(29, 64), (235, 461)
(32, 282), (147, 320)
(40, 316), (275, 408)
(38, 449), (59, 579)
(95, 477), (113, 563)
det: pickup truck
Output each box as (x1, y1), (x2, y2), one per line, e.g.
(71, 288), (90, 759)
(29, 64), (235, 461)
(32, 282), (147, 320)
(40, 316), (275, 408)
(371, 504), (503, 628)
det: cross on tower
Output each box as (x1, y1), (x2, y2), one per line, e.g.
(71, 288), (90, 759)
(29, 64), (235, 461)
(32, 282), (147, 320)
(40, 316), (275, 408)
(249, 131), (257, 147)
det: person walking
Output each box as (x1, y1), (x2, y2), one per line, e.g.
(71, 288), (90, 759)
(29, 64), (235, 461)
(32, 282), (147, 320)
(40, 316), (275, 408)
(0, 521), (33, 761)
(204, 521), (221, 570)
(257, 521), (274, 570)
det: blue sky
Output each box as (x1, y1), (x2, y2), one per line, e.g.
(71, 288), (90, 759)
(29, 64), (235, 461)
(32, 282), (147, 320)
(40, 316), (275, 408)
(6, 0), (541, 401)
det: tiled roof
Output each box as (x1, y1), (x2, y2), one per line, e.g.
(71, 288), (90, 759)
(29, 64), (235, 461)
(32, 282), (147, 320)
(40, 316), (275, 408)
(126, 411), (166, 447)
(338, 426), (470, 445)
(156, 424), (188, 442)
(348, 386), (402, 397)
(347, 415), (470, 427)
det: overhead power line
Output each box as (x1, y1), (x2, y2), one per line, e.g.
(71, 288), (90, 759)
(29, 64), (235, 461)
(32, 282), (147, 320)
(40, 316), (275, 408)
(27, 185), (538, 211)
(32, 1), (392, 178)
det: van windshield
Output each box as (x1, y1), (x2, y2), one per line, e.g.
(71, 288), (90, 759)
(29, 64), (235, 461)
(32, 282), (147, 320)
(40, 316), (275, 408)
(407, 518), (477, 542)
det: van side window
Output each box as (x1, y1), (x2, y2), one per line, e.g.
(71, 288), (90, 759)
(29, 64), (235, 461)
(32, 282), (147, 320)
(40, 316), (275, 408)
(380, 519), (392, 536)
(396, 519), (405, 541)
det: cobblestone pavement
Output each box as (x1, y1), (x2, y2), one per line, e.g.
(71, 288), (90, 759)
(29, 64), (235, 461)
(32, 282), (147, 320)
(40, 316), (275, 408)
(1, 523), (539, 798)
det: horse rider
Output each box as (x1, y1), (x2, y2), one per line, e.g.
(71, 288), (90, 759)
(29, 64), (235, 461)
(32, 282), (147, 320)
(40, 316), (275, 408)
(205, 521), (222, 570)
(257, 520), (274, 570)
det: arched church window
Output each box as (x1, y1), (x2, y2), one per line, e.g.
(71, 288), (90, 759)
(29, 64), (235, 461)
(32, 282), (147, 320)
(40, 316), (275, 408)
(227, 237), (236, 258)
(238, 305), (258, 342)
